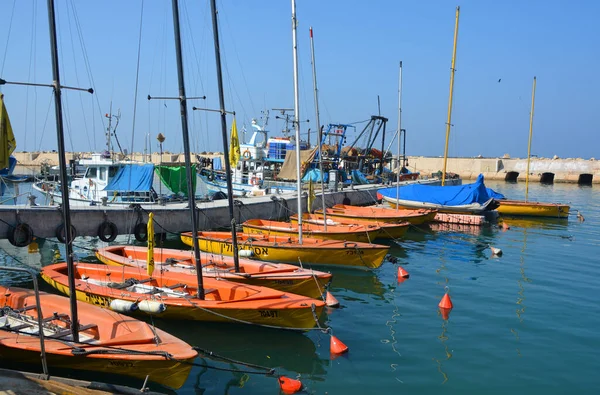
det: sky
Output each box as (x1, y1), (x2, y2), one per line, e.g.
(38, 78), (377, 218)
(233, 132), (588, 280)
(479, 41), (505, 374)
(1, 0), (598, 160)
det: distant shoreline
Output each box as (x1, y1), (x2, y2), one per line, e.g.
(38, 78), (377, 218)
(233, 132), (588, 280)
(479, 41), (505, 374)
(11, 151), (599, 184)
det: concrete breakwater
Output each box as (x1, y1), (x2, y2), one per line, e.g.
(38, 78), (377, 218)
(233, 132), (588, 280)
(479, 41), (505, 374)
(11, 152), (598, 184)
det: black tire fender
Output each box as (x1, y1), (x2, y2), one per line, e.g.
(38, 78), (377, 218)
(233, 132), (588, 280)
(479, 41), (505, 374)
(56, 223), (77, 244)
(134, 222), (148, 242)
(8, 223), (34, 247)
(98, 221), (118, 243)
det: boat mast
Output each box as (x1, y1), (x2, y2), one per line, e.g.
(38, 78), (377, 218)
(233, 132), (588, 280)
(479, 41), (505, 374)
(525, 76), (536, 202)
(310, 26), (326, 229)
(291, 0), (303, 243)
(395, 61), (403, 211)
(171, 0), (205, 298)
(441, 6), (460, 186)
(209, 0), (240, 271)
(47, 0), (79, 342)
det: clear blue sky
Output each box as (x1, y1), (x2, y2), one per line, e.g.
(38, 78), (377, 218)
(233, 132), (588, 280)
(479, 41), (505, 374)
(1, 0), (598, 159)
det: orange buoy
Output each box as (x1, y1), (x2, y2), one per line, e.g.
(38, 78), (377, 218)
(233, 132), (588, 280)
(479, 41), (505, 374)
(397, 266), (410, 280)
(330, 335), (349, 355)
(502, 222), (510, 231)
(439, 307), (452, 320)
(489, 246), (503, 256)
(325, 291), (340, 308)
(279, 376), (303, 394)
(438, 293), (453, 309)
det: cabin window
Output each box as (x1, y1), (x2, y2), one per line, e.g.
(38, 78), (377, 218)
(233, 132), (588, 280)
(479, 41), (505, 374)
(99, 167), (108, 181)
(109, 166), (119, 178)
(86, 167), (97, 179)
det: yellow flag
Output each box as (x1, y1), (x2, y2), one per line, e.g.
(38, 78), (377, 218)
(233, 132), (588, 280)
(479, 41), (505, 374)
(229, 117), (241, 167)
(147, 212), (155, 276)
(0, 94), (17, 169)
(307, 178), (316, 213)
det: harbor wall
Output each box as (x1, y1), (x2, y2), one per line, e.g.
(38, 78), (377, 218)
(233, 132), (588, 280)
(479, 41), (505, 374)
(11, 152), (599, 184)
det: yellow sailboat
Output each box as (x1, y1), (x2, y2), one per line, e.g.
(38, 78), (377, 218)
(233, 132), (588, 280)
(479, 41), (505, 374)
(496, 77), (570, 218)
(314, 204), (436, 225)
(181, 231), (390, 269)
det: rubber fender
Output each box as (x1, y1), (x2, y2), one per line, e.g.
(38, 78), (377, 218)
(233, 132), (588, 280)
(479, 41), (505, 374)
(56, 223), (77, 244)
(133, 222), (148, 242)
(98, 221), (118, 242)
(8, 223), (34, 247)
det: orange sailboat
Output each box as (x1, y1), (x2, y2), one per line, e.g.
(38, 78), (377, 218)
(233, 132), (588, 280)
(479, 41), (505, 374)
(289, 213), (410, 239)
(0, 284), (196, 389)
(315, 204), (436, 225)
(95, 245), (332, 299)
(181, 231), (390, 269)
(242, 218), (381, 243)
(41, 262), (325, 330)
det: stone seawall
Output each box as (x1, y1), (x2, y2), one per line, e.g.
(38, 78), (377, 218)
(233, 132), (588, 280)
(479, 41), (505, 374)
(11, 152), (598, 184)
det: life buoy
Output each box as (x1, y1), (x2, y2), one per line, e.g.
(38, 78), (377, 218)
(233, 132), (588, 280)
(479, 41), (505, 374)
(250, 177), (258, 186)
(56, 223), (77, 244)
(134, 222), (148, 242)
(242, 150), (251, 159)
(98, 221), (118, 242)
(8, 223), (34, 247)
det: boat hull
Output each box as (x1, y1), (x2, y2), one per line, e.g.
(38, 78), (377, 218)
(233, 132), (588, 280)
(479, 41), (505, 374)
(0, 287), (195, 389)
(382, 196), (495, 214)
(95, 245), (332, 299)
(242, 219), (380, 243)
(496, 199), (570, 218)
(289, 214), (409, 239)
(41, 263), (325, 330)
(317, 205), (437, 225)
(181, 232), (389, 269)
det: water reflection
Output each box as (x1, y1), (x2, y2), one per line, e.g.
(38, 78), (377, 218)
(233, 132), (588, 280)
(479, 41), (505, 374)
(501, 216), (569, 230)
(328, 267), (386, 299)
(153, 320), (328, 378)
(512, 228), (531, 357)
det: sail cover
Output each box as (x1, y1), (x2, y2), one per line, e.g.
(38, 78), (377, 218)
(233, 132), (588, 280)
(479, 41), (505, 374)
(378, 174), (502, 206)
(155, 164), (196, 197)
(105, 164), (155, 192)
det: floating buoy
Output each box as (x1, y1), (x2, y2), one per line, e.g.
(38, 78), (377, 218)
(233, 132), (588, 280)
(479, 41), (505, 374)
(439, 307), (452, 320)
(397, 266), (410, 280)
(490, 246), (503, 256)
(577, 212), (585, 222)
(330, 335), (349, 355)
(137, 300), (166, 314)
(325, 291), (340, 308)
(278, 376), (303, 394)
(438, 293), (453, 310)
(502, 222), (510, 231)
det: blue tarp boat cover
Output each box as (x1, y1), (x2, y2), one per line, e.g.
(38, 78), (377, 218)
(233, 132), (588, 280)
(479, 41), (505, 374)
(302, 168), (328, 183)
(378, 174), (504, 205)
(351, 170), (370, 185)
(213, 157), (222, 171)
(486, 188), (506, 199)
(105, 164), (154, 192)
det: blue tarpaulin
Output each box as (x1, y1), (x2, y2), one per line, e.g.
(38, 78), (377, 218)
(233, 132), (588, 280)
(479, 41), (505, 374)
(213, 157), (222, 170)
(351, 170), (369, 185)
(105, 164), (154, 192)
(302, 168), (328, 183)
(378, 174), (502, 205)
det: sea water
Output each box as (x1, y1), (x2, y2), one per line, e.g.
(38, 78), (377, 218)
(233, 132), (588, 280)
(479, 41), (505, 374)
(0, 180), (598, 394)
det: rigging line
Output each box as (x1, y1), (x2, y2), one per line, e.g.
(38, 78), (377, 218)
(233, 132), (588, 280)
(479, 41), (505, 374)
(130, 0), (145, 157)
(25, 0), (39, 152)
(68, 0), (106, 139)
(0, 0), (17, 76)
(36, 93), (55, 152)
(65, 0), (92, 152)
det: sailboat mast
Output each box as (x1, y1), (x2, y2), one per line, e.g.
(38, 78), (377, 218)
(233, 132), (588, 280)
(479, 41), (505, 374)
(310, 26), (327, 229)
(47, 0), (79, 342)
(209, 0), (240, 271)
(395, 61), (403, 211)
(291, 0), (303, 243)
(441, 5), (460, 186)
(171, 0), (205, 299)
(525, 76), (536, 201)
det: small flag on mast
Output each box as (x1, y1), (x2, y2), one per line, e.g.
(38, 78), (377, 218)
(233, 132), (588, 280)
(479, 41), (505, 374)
(229, 117), (241, 167)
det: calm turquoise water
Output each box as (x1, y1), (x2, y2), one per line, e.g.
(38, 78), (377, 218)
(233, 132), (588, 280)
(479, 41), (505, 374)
(1, 181), (598, 394)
